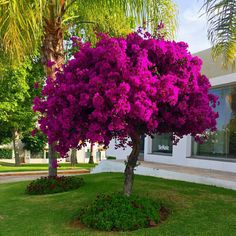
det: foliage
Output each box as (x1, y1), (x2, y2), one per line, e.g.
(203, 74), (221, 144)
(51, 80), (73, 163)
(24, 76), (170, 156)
(0, 0), (177, 63)
(0, 58), (44, 142)
(22, 130), (47, 154)
(202, 0), (236, 67)
(26, 176), (84, 195)
(34, 31), (218, 157)
(0, 126), (12, 145)
(78, 193), (161, 231)
(0, 148), (12, 159)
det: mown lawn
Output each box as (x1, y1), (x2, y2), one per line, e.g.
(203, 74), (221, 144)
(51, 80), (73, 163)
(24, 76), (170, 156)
(0, 173), (236, 236)
(0, 162), (96, 172)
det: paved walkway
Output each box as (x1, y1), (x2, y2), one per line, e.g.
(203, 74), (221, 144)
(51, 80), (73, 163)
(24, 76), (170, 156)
(0, 169), (89, 184)
(92, 160), (236, 191)
(138, 161), (236, 182)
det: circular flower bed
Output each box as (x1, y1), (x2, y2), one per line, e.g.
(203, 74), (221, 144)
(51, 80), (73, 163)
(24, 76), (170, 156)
(26, 176), (84, 195)
(77, 193), (163, 231)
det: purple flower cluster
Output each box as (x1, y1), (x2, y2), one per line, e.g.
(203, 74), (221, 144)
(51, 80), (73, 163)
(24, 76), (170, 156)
(34, 32), (218, 157)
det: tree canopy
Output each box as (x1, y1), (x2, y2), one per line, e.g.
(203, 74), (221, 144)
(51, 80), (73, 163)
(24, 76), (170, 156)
(34, 31), (218, 158)
(0, 58), (44, 141)
(0, 0), (177, 63)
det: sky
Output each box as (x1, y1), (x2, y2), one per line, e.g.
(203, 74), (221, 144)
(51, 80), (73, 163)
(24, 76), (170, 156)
(174, 0), (211, 53)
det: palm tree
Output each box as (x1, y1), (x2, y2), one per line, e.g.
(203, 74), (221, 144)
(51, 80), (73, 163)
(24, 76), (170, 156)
(202, 0), (236, 67)
(0, 0), (177, 176)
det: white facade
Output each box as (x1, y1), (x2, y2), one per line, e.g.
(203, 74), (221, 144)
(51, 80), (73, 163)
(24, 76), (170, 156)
(0, 142), (106, 164)
(68, 143), (106, 164)
(107, 49), (236, 173)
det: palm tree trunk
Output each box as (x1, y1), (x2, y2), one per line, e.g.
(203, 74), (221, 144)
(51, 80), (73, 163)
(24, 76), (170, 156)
(89, 143), (94, 164)
(123, 132), (141, 196)
(41, 5), (65, 177)
(12, 129), (20, 166)
(70, 148), (78, 166)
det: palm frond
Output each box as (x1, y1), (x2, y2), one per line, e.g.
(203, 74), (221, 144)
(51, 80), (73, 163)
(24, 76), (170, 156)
(203, 0), (236, 67)
(67, 0), (177, 40)
(0, 0), (45, 63)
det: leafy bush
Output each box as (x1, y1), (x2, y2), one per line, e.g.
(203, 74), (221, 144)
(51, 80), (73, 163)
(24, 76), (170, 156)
(22, 131), (47, 154)
(26, 176), (84, 195)
(106, 156), (116, 160)
(0, 148), (12, 159)
(78, 193), (161, 231)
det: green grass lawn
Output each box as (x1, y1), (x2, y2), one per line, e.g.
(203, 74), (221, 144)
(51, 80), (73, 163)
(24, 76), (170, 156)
(0, 173), (236, 236)
(0, 162), (96, 172)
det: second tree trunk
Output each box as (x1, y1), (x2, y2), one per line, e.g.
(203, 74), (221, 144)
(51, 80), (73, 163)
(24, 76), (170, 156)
(123, 132), (141, 196)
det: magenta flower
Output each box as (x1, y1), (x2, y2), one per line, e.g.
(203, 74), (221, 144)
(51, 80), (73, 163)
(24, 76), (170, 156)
(47, 60), (55, 67)
(34, 32), (218, 157)
(31, 129), (37, 137)
(34, 82), (39, 89)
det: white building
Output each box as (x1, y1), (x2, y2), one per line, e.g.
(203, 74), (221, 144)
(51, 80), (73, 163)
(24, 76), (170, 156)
(106, 49), (236, 173)
(0, 142), (106, 164)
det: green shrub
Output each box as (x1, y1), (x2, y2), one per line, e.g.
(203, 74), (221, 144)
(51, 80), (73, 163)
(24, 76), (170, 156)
(78, 193), (161, 231)
(0, 148), (12, 159)
(26, 176), (84, 195)
(106, 156), (116, 160)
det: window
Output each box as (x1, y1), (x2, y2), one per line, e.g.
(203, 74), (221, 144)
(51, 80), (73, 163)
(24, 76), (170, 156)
(151, 133), (173, 155)
(192, 84), (236, 160)
(85, 150), (91, 158)
(140, 135), (145, 153)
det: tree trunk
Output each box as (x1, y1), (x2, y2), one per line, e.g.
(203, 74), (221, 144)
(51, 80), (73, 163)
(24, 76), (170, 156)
(88, 142), (94, 164)
(48, 144), (57, 177)
(123, 132), (141, 196)
(70, 148), (78, 166)
(41, 4), (65, 177)
(12, 129), (20, 166)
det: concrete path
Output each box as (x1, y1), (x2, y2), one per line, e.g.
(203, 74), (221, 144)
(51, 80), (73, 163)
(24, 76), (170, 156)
(92, 160), (236, 191)
(0, 169), (89, 184)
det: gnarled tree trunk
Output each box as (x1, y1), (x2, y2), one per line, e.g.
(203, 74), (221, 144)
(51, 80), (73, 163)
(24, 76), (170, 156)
(41, 2), (65, 177)
(123, 132), (141, 196)
(48, 144), (57, 176)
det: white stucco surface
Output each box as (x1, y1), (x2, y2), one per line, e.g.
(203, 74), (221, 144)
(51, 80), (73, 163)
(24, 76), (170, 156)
(92, 160), (236, 191)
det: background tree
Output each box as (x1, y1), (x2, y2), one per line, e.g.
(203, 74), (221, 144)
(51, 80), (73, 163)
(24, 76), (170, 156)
(0, 59), (44, 165)
(0, 0), (177, 177)
(202, 0), (236, 67)
(22, 130), (47, 156)
(34, 32), (218, 196)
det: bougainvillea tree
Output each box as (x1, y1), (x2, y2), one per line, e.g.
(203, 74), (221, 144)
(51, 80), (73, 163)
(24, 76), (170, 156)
(34, 31), (218, 196)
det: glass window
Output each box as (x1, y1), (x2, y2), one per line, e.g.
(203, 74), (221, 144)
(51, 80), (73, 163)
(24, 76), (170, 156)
(140, 135), (145, 153)
(151, 133), (173, 154)
(192, 84), (236, 159)
(85, 150), (91, 158)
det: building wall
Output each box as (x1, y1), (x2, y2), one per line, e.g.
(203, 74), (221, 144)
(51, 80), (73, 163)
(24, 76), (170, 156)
(1, 141), (106, 164)
(68, 143), (106, 163)
(143, 61), (236, 172)
(106, 139), (131, 160)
